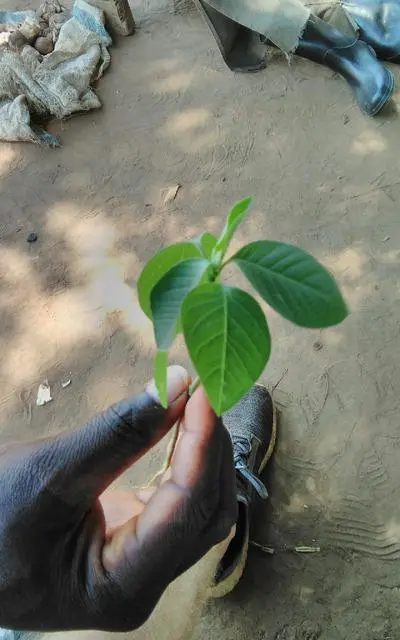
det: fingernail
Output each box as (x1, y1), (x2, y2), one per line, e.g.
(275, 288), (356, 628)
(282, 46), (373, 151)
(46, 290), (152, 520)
(146, 365), (190, 404)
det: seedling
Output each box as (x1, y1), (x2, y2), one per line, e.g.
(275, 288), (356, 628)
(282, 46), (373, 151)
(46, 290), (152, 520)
(138, 197), (348, 416)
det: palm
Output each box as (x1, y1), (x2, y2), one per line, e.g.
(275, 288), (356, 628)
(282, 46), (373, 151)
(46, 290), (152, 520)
(100, 489), (147, 535)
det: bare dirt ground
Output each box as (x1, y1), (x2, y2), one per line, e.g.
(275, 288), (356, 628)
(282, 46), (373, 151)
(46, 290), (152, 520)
(2, 0), (400, 638)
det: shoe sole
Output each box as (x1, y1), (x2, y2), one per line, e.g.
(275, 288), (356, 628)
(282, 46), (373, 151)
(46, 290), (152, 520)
(255, 383), (279, 476)
(209, 523), (250, 599)
(208, 385), (279, 599)
(365, 68), (395, 117)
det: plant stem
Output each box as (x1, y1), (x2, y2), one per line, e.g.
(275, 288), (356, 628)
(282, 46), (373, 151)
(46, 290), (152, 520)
(164, 376), (200, 468)
(147, 376), (201, 486)
(189, 375), (200, 395)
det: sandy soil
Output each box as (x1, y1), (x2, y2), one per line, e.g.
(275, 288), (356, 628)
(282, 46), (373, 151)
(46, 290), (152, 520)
(2, 0), (400, 638)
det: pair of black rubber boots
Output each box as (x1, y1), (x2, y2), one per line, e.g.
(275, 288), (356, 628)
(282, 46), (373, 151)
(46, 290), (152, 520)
(292, 14), (394, 116)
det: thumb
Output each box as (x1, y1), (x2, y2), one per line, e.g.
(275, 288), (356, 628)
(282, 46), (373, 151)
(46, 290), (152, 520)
(39, 366), (189, 506)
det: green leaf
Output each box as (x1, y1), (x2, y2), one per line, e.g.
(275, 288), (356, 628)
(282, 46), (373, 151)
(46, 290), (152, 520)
(155, 350), (168, 408)
(232, 241), (348, 328)
(182, 283), (271, 415)
(151, 257), (209, 350)
(213, 197), (253, 262)
(138, 242), (202, 318)
(190, 232), (217, 259)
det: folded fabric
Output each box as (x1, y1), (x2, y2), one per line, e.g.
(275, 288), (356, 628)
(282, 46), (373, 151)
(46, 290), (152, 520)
(0, 0), (112, 145)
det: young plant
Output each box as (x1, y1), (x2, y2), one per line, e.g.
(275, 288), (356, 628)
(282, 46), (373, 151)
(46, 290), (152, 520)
(138, 198), (348, 416)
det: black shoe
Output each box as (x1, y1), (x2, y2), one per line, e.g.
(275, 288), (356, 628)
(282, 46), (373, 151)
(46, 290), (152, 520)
(342, 0), (400, 62)
(295, 15), (394, 115)
(209, 385), (278, 598)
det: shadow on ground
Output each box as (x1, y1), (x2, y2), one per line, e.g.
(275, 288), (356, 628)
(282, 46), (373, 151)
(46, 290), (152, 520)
(1, 1), (400, 638)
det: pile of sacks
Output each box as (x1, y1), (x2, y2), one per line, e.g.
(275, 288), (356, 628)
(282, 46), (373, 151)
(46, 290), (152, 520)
(0, 0), (112, 146)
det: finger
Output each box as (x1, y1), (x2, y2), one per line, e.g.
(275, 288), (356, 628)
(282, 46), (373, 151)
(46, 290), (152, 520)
(37, 366), (190, 506)
(164, 427), (238, 580)
(217, 421), (238, 536)
(136, 387), (223, 540)
(100, 490), (146, 535)
(135, 486), (157, 504)
(171, 507), (237, 581)
(102, 388), (232, 583)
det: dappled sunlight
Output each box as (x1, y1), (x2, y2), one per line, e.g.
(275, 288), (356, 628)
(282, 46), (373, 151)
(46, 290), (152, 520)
(385, 518), (400, 541)
(0, 13), (400, 633)
(45, 203), (161, 348)
(121, 298), (155, 344)
(89, 262), (134, 313)
(325, 246), (366, 281)
(151, 71), (196, 94)
(321, 244), (381, 310)
(143, 58), (180, 76)
(0, 246), (37, 290)
(298, 586), (315, 604)
(0, 195), (166, 397)
(86, 259), (156, 348)
(46, 203), (117, 270)
(1, 287), (105, 387)
(184, 213), (227, 238)
(160, 107), (221, 155)
(0, 203), (151, 391)
(280, 490), (317, 514)
(378, 248), (400, 266)
(0, 144), (18, 177)
(86, 371), (135, 411)
(350, 130), (387, 155)
(164, 108), (211, 134)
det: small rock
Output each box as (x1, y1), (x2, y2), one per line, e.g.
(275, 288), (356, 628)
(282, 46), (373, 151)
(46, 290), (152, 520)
(19, 19), (41, 43)
(35, 36), (54, 55)
(8, 31), (28, 52)
(27, 232), (38, 243)
(343, 114), (350, 125)
(313, 340), (323, 352)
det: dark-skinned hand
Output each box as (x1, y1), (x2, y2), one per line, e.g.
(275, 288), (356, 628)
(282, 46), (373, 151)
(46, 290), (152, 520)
(0, 366), (237, 632)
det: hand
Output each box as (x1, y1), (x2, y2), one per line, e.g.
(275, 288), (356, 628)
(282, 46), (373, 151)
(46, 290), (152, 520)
(0, 367), (237, 632)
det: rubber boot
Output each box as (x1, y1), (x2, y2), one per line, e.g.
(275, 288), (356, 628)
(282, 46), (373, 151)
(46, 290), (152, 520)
(295, 15), (394, 115)
(342, 0), (400, 62)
